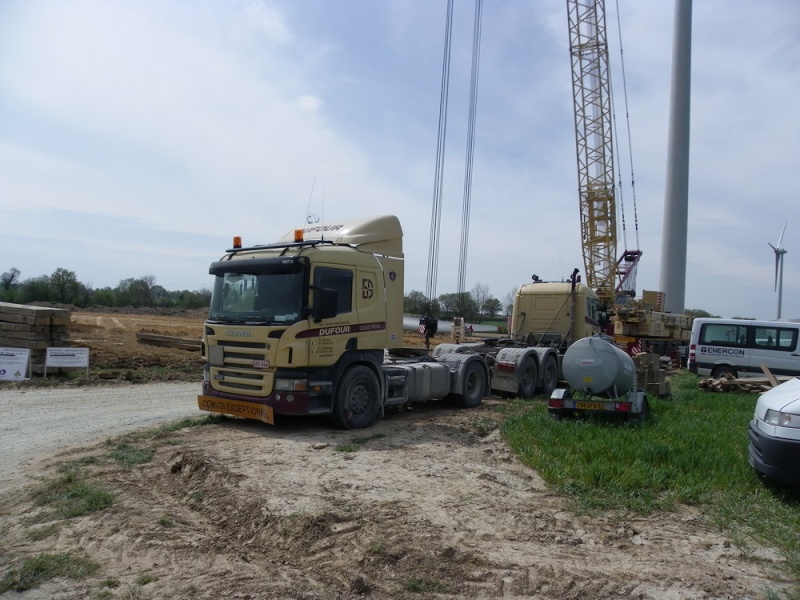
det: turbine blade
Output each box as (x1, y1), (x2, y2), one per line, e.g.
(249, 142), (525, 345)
(778, 222), (787, 247)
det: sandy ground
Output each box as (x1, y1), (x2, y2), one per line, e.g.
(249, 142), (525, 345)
(0, 310), (794, 598)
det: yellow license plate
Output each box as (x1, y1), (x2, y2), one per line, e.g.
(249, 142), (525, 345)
(576, 401), (605, 411)
(198, 395), (274, 425)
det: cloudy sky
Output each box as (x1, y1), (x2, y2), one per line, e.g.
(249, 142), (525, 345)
(1, 0), (798, 320)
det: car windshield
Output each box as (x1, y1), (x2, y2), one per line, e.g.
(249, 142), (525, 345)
(208, 259), (306, 325)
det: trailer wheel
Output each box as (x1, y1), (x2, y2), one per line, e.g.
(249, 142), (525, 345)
(627, 399), (650, 425)
(454, 361), (487, 408)
(330, 365), (381, 429)
(540, 355), (559, 396)
(518, 356), (538, 398)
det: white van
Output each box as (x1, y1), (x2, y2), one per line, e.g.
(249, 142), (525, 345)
(688, 318), (800, 379)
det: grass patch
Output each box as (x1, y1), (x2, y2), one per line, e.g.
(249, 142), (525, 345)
(27, 523), (60, 541)
(116, 415), (224, 443)
(401, 577), (449, 593)
(108, 443), (155, 466)
(34, 471), (114, 519)
(335, 433), (386, 453)
(135, 574), (158, 585)
(502, 372), (800, 579)
(157, 515), (174, 527)
(0, 552), (100, 592)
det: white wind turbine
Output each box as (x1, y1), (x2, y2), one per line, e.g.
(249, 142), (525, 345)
(768, 223), (788, 320)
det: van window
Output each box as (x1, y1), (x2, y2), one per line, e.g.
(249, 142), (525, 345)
(754, 326), (797, 351)
(700, 323), (747, 347)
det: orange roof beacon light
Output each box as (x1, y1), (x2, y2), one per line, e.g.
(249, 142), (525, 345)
(294, 229), (304, 243)
(233, 236), (242, 249)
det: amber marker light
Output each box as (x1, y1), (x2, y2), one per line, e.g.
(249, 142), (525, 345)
(233, 236), (242, 248)
(294, 229), (304, 242)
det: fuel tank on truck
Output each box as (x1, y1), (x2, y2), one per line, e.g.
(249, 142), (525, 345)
(562, 336), (636, 398)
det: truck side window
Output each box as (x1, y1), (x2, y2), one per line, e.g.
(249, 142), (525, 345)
(314, 268), (353, 314)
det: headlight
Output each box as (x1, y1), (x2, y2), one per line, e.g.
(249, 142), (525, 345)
(764, 409), (800, 428)
(274, 378), (308, 392)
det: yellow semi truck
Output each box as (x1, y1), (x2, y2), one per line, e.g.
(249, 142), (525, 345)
(197, 215), (490, 429)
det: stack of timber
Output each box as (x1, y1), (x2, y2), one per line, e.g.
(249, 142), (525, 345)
(634, 352), (671, 397)
(0, 302), (71, 373)
(698, 373), (795, 393)
(699, 364), (796, 393)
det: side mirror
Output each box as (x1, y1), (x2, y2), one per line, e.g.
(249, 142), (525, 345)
(312, 287), (338, 322)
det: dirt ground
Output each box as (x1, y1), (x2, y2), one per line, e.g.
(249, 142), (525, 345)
(0, 310), (794, 598)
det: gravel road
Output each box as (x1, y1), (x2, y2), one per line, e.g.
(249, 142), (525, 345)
(0, 382), (203, 486)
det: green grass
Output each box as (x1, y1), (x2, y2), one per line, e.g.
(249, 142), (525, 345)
(34, 471), (114, 519)
(503, 372), (800, 579)
(0, 552), (100, 592)
(108, 443), (156, 466)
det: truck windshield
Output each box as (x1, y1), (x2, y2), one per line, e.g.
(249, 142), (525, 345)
(208, 258), (307, 325)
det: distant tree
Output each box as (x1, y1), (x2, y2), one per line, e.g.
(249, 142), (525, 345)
(50, 268), (80, 303)
(403, 290), (429, 315)
(471, 283), (490, 322)
(482, 297), (502, 319)
(684, 308), (720, 319)
(1, 267), (20, 291)
(438, 292), (478, 321)
(116, 275), (157, 307)
(18, 275), (52, 303)
(503, 287), (519, 315)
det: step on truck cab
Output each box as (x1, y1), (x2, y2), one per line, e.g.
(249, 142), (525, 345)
(197, 215), (489, 429)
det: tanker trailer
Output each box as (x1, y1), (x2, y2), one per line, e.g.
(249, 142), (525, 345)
(547, 336), (650, 423)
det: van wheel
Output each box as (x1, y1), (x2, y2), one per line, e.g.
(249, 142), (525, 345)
(541, 355), (559, 396)
(518, 357), (538, 398)
(454, 361), (487, 408)
(711, 366), (736, 380)
(330, 365), (381, 429)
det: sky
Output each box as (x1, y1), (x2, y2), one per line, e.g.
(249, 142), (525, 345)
(1, 0), (798, 320)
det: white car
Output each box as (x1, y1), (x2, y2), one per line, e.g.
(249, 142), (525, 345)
(748, 377), (800, 487)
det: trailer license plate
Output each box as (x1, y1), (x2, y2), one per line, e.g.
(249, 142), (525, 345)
(576, 401), (604, 411)
(197, 396), (274, 425)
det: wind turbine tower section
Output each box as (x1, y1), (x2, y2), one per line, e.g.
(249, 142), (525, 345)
(659, 0), (693, 314)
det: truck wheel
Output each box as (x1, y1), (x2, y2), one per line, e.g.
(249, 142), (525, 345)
(711, 366), (736, 380)
(330, 365), (381, 430)
(455, 361), (487, 408)
(518, 357), (538, 398)
(540, 355), (559, 396)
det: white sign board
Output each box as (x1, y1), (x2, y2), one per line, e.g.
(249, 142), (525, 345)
(0, 347), (31, 381)
(45, 347), (90, 377)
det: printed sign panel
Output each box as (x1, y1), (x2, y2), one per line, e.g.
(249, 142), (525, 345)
(45, 347), (90, 368)
(0, 347), (31, 381)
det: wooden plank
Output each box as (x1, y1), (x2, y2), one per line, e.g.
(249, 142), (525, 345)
(759, 363), (779, 388)
(136, 332), (201, 351)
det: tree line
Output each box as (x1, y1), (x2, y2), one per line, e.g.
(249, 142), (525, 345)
(403, 282), (514, 323)
(0, 267), (211, 310)
(2, 266), (513, 319)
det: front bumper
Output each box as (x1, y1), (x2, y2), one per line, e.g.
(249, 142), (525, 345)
(748, 420), (800, 488)
(200, 380), (333, 417)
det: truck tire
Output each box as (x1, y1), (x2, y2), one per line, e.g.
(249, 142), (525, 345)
(540, 355), (559, 396)
(330, 365), (381, 429)
(711, 365), (736, 380)
(454, 360), (487, 408)
(518, 356), (538, 398)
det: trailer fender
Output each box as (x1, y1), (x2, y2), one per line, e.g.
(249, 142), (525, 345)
(435, 352), (489, 407)
(492, 347), (559, 397)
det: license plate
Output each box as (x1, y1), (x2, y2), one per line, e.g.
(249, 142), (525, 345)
(197, 395), (274, 424)
(576, 401), (605, 411)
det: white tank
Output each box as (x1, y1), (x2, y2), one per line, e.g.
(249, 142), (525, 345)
(562, 336), (636, 398)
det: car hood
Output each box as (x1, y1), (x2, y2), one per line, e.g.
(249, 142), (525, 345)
(755, 377), (800, 419)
